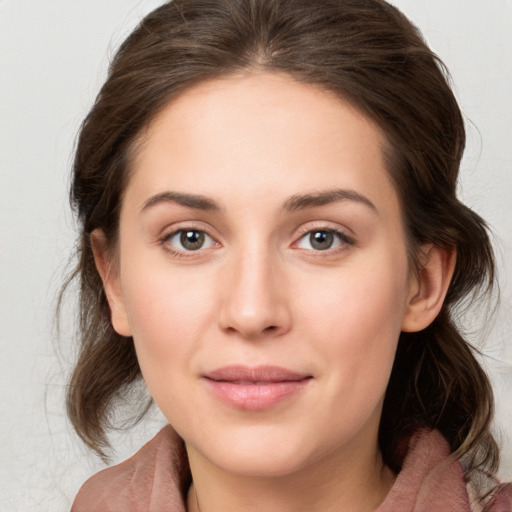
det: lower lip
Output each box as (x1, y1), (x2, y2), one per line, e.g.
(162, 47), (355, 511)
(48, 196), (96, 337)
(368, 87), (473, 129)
(203, 379), (311, 411)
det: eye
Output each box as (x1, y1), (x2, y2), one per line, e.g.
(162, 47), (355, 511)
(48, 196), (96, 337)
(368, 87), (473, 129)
(163, 229), (216, 252)
(295, 229), (351, 251)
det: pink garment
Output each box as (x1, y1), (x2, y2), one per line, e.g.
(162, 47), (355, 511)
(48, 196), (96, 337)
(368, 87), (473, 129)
(71, 426), (511, 512)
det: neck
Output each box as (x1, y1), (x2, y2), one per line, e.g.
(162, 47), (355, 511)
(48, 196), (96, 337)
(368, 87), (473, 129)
(185, 435), (395, 512)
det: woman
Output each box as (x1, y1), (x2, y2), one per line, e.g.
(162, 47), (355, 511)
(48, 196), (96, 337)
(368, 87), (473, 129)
(65, 0), (511, 510)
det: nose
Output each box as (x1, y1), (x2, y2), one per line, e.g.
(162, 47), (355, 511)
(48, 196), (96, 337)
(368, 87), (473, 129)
(218, 244), (292, 340)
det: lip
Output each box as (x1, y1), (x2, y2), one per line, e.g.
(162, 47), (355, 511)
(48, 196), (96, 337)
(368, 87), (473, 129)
(202, 365), (312, 411)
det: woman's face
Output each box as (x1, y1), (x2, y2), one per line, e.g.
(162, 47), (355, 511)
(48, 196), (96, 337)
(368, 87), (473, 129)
(103, 73), (419, 477)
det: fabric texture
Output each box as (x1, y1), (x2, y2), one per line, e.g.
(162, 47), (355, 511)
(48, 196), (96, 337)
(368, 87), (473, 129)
(71, 426), (511, 512)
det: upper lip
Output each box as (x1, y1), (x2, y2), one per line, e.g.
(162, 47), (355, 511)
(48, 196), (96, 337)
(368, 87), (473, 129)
(203, 365), (311, 383)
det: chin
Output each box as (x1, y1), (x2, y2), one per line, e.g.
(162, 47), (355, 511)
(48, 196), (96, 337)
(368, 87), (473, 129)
(185, 423), (338, 478)
(212, 448), (313, 478)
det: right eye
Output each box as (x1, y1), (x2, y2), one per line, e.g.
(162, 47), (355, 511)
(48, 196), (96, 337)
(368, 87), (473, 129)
(162, 229), (216, 253)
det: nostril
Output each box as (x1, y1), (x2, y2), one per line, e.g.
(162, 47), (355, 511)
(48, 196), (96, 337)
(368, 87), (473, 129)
(264, 325), (278, 332)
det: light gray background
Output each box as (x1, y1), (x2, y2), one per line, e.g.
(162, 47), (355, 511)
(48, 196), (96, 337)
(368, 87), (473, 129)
(1, 1), (511, 510)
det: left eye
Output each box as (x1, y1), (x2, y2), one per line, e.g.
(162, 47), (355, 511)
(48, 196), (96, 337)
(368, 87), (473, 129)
(165, 229), (216, 252)
(296, 229), (348, 251)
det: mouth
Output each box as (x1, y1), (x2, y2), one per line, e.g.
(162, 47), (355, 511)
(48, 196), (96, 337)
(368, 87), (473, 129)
(202, 365), (313, 411)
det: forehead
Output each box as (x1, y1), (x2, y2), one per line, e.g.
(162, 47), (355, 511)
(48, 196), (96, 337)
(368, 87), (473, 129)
(126, 72), (397, 216)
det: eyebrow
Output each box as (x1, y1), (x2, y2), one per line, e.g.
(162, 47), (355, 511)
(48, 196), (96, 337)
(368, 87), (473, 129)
(283, 189), (377, 213)
(140, 188), (377, 215)
(141, 191), (221, 213)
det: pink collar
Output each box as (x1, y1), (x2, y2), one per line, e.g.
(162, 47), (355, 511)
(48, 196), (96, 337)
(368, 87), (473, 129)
(72, 426), (511, 512)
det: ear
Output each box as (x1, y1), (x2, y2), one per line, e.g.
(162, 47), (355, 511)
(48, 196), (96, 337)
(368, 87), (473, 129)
(401, 245), (456, 333)
(90, 229), (132, 337)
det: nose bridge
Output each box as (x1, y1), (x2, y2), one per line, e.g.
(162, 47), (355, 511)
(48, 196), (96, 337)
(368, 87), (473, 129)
(219, 236), (290, 338)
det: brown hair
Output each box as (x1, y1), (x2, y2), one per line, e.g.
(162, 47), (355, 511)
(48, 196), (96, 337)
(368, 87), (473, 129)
(63, 0), (499, 488)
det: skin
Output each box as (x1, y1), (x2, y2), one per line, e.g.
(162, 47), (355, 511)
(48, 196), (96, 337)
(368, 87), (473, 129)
(93, 72), (455, 512)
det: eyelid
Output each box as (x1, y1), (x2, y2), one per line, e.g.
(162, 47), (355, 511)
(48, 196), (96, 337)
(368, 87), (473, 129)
(158, 222), (221, 258)
(156, 220), (354, 257)
(156, 219), (216, 238)
(291, 222), (355, 251)
(166, 229), (215, 247)
(293, 221), (354, 241)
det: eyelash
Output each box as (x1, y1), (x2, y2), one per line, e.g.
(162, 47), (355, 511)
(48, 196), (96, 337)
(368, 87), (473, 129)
(292, 225), (355, 254)
(159, 225), (355, 258)
(159, 228), (218, 259)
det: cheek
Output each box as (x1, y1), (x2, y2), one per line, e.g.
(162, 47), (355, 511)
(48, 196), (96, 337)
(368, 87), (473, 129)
(119, 259), (217, 385)
(293, 261), (408, 438)
(296, 249), (409, 380)
(121, 273), (211, 423)
(121, 241), (216, 330)
(298, 254), (408, 334)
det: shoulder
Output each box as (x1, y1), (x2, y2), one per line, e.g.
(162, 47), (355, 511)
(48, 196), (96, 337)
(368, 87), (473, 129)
(379, 429), (471, 511)
(379, 429), (511, 512)
(484, 483), (512, 512)
(71, 425), (189, 512)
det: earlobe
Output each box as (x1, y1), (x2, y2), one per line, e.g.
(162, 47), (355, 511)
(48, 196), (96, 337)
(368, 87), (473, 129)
(401, 245), (456, 333)
(90, 229), (132, 337)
